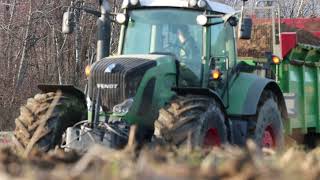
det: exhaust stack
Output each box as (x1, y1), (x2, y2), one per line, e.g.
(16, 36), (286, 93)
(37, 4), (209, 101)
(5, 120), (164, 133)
(96, 0), (111, 61)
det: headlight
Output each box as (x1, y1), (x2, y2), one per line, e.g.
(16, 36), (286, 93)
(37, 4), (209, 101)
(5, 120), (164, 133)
(85, 65), (91, 77)
(113, 98), (134, 115)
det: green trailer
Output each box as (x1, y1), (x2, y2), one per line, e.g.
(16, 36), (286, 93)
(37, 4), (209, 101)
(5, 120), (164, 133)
(278, 41), (320, 135)
(240, 2), (320, 145)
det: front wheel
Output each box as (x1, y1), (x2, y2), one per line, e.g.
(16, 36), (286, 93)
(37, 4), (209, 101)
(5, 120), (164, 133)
(154, 95), (229, 148)
(14, 92), (86, 152)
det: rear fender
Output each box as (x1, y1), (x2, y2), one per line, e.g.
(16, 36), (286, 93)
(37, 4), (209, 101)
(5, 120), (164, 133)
(226, 73), (288, 120)
(38, 84), (87, 107)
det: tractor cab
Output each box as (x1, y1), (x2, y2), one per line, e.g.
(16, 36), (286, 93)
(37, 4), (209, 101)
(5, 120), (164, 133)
(121, 8), (203, 86)
(116, 0), (239, 88)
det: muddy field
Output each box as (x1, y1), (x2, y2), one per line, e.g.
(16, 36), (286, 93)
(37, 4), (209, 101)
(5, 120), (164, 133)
(0, 132), (318, 180)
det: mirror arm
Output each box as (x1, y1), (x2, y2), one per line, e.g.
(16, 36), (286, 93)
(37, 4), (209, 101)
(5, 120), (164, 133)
(237, 0), (247, 35)
(205, 20), (224, 26)
(68, 6), (101, 17)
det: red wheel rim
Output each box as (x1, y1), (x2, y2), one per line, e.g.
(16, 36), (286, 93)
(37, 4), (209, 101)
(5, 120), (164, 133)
(203, 128), (221, 147)
(262, 125), (276, 148)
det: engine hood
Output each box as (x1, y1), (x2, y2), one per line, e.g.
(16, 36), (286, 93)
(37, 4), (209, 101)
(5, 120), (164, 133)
(88, 54), (170, 112)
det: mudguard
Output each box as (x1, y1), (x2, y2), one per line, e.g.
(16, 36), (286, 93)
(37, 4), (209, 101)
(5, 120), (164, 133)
(172, 87), (226, 110)
(38, 84), (87, 107)
(225, 73), (288, 120)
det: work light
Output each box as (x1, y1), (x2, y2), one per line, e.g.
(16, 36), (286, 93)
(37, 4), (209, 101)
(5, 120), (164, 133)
(116, 13), (127, 24)
(197, 0), (207, 8)
(130, 0), (139, 6)
(196, 15), (208, 26)
(272, 55), (281, 65)
(122, 0), (130, 8)
(211, 69), (222, 80)
(189, 0), (198, 7)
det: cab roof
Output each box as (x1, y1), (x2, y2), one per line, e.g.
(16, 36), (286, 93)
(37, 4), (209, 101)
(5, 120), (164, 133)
(122, 0), (235, 14)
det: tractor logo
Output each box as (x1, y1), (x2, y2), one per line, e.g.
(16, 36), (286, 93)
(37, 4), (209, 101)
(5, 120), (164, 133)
(97, 83), (118, 89)
(105, 63), (117, 73)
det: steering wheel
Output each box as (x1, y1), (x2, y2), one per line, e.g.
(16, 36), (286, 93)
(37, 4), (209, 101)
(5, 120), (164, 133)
(164, 42), (181, 52)
(164, 42), (189, 62)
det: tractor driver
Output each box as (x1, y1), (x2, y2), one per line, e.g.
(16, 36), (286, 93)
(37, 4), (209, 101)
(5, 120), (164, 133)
(174, 25), (201, 86)
(176, 26), (200, 63)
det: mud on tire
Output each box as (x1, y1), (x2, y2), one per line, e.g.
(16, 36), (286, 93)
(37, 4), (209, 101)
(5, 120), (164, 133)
(14, 92), (86, 152)
(154, 95), (229, 147)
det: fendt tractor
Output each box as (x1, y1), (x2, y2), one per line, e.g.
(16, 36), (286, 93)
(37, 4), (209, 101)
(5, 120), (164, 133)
(14, 0), (289, 153)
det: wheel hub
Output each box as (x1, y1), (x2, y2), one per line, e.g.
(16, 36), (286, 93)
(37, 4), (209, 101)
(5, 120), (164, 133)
(262, 125), (275, 148)
(203, 128), (221, 147)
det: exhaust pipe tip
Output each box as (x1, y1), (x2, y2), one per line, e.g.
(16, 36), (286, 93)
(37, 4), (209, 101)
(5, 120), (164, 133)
(100, 0), (111, 14)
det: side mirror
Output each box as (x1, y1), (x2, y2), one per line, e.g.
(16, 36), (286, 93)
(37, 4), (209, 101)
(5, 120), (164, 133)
(239, 17), (252, 40)
(62, 11), (74, 34)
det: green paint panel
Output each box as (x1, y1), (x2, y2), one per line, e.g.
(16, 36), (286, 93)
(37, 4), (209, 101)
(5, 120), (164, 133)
(124, 55), (177, 127)
(225, 72), (259, 115)
(279, 44), (320, 134)
(305, 49), (320, 62)
(288, 46), (309, 61)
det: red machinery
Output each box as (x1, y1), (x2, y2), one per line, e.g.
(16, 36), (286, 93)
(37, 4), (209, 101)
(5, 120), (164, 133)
(281, 18), (320, 38)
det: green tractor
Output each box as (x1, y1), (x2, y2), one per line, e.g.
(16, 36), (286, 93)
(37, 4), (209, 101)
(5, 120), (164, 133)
(14, 0), (288, 152)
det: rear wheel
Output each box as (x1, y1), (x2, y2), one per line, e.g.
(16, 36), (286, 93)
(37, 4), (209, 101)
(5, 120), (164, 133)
(154, 95), (228, 148)
(248, 90), (284, 149)
(14, 92), (86, 152)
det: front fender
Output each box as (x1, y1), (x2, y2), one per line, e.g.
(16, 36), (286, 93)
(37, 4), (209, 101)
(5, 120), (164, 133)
(225, 73), (288, 119)
(38, 84), (87, 107)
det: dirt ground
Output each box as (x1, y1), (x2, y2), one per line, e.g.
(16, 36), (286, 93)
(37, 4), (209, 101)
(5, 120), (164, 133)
(0, 132), (319, 180)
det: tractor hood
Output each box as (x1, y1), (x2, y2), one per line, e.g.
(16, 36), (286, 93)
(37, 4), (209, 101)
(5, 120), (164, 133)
(88, 54), (177, 115)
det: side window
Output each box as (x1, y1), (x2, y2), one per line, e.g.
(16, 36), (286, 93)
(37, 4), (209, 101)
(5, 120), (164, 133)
(211, 23), (236, 70)
(225, 25), (236, 68)
(211, 23), (225, 57)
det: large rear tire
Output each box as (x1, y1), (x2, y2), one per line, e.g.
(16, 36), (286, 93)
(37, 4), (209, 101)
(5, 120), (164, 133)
(248, 90), (284, 149)
(154, 95), (228, 148)
(14, 92), (86, 152)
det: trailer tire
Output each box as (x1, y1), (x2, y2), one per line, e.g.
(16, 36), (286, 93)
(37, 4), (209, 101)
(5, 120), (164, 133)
(248, 90), (284, 149)
(154, 95), (228, 147)
(14, 92), (86, 152)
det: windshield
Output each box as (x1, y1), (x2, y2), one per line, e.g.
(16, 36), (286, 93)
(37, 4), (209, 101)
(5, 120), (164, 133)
(122, 9), (203, 84)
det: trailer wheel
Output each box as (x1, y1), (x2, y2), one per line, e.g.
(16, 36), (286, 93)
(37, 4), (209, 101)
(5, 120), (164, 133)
(154, 95), (228, 148)
(14, 92), (86, 152)
(249, 91), (284, 149)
